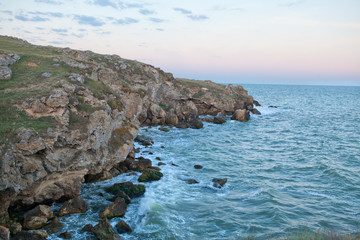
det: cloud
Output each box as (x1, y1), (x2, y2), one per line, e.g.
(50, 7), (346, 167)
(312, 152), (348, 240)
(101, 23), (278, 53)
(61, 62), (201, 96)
(139, 9), (154, 15)
(74, 15), (105, 26)
(149, 17), (165, 23)
(279, 0), (304, 7)
(187, 15), (209, 21)
(49, 40), (72, 45)
(92, 0), (117, 9)
(72, 33), (85, 38)
(34, 0), (63, 5)
(52, 28), (67, 33)
(15, 14), (48, 22)
(173, 7), (192, 15)
(1, 10), (13, 15)
(113, 17), (138, 25)
(156, 28), (164, 31)
(28, 11), (64, 18)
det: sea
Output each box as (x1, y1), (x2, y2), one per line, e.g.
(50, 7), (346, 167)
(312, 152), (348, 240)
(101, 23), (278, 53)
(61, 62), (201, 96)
(49, 84), (360, 239)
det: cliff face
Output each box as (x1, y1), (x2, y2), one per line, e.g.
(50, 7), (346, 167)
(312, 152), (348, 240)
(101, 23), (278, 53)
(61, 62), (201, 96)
(0, 36), (256, 224)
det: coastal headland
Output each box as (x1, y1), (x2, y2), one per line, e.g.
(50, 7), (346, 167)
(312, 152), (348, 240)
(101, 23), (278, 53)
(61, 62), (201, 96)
(0, 36), (259, 238)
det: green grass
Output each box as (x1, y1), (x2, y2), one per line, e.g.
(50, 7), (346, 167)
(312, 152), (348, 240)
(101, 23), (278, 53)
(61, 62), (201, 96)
(84, 78), (112, 100)
(76, 103), (105, 113)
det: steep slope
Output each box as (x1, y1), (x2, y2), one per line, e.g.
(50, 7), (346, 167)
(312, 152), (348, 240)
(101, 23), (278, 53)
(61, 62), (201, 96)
(0, 36), (256, 225)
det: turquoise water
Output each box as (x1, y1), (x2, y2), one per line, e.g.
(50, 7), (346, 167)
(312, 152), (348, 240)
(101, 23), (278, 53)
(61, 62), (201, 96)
(49, 84), (360, 239)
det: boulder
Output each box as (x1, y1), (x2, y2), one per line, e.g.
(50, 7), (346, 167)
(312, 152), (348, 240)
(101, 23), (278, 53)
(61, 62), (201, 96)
(100, 198), (127, 219)
(187, 179), (199, 184)
(135, 135), (154, 146)
(189, 119), (204, 129)
(9, 222), (22, 235)
(41, 72), (52, 78)
(0, 67), (12, 79)
(155, 157), (161, 160)
(59, 231), (72, 239)
(253, 100), (261, 106)
(251, 108), (261, 115)
(109, 168), (121, 177)
(92, 218), (122, 240)
(174, 122), (190, 129)
(165, 112), (179, 126)
(231, 109), (250, 122)
(212, 178), (228, 188)
(194, 165), (203, 169)
(81, 224), (94, 232)
(115, 220), (132, 234)
(33, 231), (48, 238)
(138, 169), (163, 182)
(148, 104), (166, 125)
(43, 217), (64, 234)
(128, 158), (152, 172)
(109, 191), (131, 204)
(58, 197), (89, 217)
(106, 182), (145, 198)
(213, 112), (227, 124)
(12, 231), (47, 240)
(23, 205), (54, 230)
(0, 226), (10, 240)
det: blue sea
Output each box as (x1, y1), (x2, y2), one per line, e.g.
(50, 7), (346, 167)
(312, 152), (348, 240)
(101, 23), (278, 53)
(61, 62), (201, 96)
(49, 84), (360, 239)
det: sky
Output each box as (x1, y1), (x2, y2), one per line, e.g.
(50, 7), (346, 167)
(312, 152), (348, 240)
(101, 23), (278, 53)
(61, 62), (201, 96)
(0, 0), (360, 86)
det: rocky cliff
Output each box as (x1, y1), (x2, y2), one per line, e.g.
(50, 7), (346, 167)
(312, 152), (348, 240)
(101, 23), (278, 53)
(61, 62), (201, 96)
(0, 36), (257, 226)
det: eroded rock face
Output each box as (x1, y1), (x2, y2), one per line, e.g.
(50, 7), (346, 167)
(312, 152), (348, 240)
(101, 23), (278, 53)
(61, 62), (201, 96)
(23, 205), (54, 230)
(0, 40), (256, 225)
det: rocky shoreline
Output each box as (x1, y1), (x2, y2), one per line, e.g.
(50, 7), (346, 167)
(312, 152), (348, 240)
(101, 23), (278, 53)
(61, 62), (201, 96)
(0, 36), (260, 239)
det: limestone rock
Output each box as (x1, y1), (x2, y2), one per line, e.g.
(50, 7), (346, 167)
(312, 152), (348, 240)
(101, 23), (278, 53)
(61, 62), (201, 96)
(115, 220), (132, 234)
(135, 135), (154, 147)
(58, 197), (89, 217)
(0, 67), (12, 79)
(231, 109), (250, 122)
(23, 205), (54, 229)
(138, 169), (163, 182)
(92, 218), (122, 240)
(213, 112), (227, 124)
(106, 182), (145, 198)
(212, 178), (228, 188)
(100, 197), (127, 219)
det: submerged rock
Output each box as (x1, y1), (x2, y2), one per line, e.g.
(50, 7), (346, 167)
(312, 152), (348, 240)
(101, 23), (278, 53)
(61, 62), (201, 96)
(92, 218), (121, 240)
(158, 162), (166, 166)
(231, 109), (250, 122)
(106, 182), (145, 198)
(128, 158), (152, 172)
(109, 191), (131, 204)
(187, 179), (199, 184)
(253, 100), (261, 106)
(115, 220), (132, 234)
(23, 205), (54, 230)
(213, 112), (227, 124)
(202, 117), (214, 123)
(138, 169), (163, 182)
(212, 178), (228, 188)
(159, 126), (170, 132)
(58, 197), (89, 217)
(100, 198), (127, 219)
(81, 224), (94, 232)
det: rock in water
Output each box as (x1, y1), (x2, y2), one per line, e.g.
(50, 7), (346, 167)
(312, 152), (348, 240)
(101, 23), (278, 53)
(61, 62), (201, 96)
(231, 109), (250, 122)
(138, 169), (163, 182)
(213, 112), (227, 124)
(12, 231), (47, 240)
(106, 182), (146, 198)
(58, 197), (89, 217)
(187, 179), (199, 184)
(42, 217), (64, 234)
(251, 108), (261, 115)
(115, 220), (132, 234)
(92, 218), (122, 240)
(23, 205), (54, 230)
(100, 197), (127, 219)
(212, 178), (228, 188)
(253, 100), (261, 106)
(194, 165), (203, 169)
(0, 226), (10, 240)
(135, 135), (154, 146)
(59, 231), (72, 239)
(189, 119), (204, 129)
